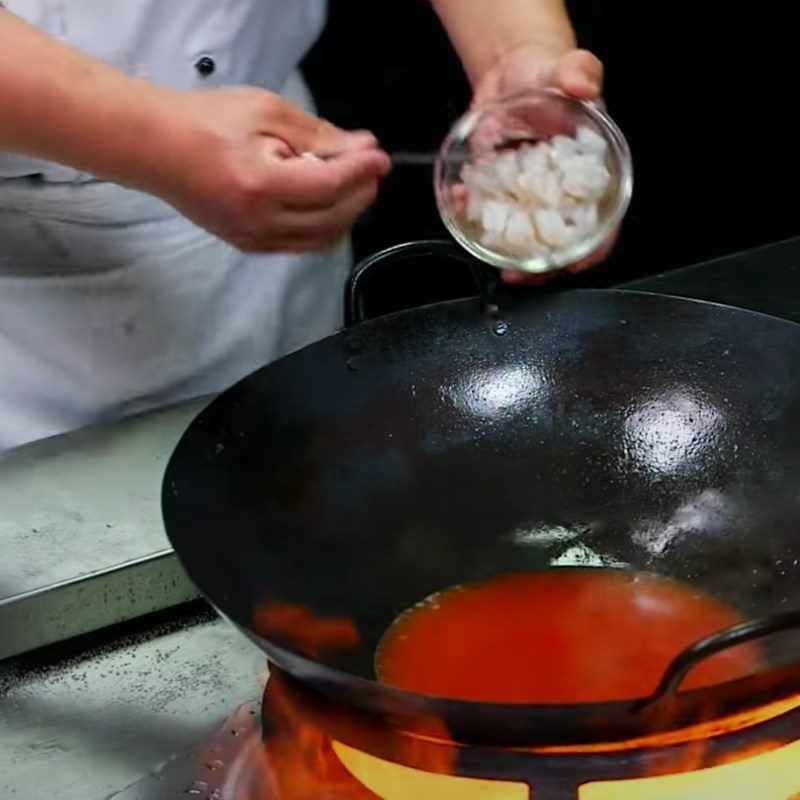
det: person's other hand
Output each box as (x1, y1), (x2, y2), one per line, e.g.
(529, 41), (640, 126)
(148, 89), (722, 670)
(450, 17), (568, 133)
(472, 46), (615, 284)
(474, 46), (603, 107)
(144, 87), (391, 253)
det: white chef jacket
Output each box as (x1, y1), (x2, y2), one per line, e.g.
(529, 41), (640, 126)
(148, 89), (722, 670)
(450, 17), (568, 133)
(0, 0), (348, 452)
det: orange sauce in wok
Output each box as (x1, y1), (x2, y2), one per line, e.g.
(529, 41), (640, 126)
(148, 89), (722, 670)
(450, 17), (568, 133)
(376, 570), (762, 704)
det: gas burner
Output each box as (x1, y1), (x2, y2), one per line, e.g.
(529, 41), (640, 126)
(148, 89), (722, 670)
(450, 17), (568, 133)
(208, 668), (800, 800)
(112, 656), (800, 800)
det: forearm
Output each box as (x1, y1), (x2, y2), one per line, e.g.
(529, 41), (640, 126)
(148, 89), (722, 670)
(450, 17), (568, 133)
(0, 9), (181, 186)
(431, 0), (577, 87)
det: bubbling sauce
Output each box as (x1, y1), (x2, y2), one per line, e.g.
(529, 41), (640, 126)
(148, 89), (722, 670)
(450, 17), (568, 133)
(375, 570), (762, 704)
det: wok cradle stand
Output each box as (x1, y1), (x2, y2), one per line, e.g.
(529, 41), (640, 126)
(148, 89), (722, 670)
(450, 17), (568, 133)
(258, 607), (800, 800)
(259, 664), (800, 800)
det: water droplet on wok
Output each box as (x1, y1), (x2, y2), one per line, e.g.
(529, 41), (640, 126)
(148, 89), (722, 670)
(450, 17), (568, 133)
(493, 320), (509, 336)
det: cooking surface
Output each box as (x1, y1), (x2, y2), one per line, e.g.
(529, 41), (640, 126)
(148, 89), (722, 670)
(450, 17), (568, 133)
(0, 604), (265, 800)
(632, 237), (800, 326)
(0, 400), (204, 596)
(3, 235), (800, 799)
(0, 400), (208, 658)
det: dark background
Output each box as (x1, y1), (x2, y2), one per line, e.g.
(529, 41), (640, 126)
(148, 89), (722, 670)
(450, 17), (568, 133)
(303, 0), (797, 295)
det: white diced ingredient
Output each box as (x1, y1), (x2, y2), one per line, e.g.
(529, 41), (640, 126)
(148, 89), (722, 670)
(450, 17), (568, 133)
(559, 197), (580, 222)
(466, 190), (483, 222)
(518, 168), (562, 208)
(576, 126), (608, 156)
(560, 154), (611, 201)
(550, 135), (580, 163)
(509, 240), (550, 260)
(517, 142), (550, 175)
(504, 208), (538, 249)
(462, 163), (502, 197)
(492, 151), (520, 192)
(463, 124), (614, 258)
(481, 229), (505, 250)
(481, 199), (513, 233)
(534, 208), (572, 248)
(573, 203), (599, 236)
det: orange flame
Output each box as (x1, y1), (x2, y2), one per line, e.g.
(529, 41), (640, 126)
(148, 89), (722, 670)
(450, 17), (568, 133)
(243, 672), (458, 800)
(221, 675), (800, 800)
(251, 693), (360, 800)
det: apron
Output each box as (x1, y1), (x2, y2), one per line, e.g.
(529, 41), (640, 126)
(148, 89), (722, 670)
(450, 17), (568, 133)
(0, 0), (346, 452)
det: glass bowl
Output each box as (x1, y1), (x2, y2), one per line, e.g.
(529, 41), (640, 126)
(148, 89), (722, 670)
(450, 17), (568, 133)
(434, 89), (633, 274)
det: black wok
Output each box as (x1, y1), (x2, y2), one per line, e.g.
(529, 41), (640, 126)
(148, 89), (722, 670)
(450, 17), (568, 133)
(163, 242), (800, 746)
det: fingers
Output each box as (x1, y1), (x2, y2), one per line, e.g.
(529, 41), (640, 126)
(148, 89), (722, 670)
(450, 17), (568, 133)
(566, 228), (619, 273)
(274, 147), (391, 210)
(257, 93), (379, 158)
(227, 131), (388, 253)
(327, 130), (379, 155)
(236, 161), (383, 252)
(258, 93), (348, 153)
(501, 269), (550, 286)
(500, 227), (619, 285)
(550, 50), (604, 101)
(256, 134), (296, 162)
(275, 179), (380, 250)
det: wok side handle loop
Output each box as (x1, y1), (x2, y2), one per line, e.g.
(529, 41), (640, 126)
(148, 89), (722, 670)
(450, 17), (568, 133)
(344, 240), (497, 327)
(639, 610), (800, 713)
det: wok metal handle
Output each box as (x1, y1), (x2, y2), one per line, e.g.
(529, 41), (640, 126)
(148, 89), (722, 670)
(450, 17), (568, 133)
(640, 609), (800, 712)
(345, 240), (499, 327)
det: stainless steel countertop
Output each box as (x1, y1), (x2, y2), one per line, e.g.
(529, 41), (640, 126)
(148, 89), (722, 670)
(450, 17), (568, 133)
(0, 606), (266, 800)
(0, 400), (210, 657)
